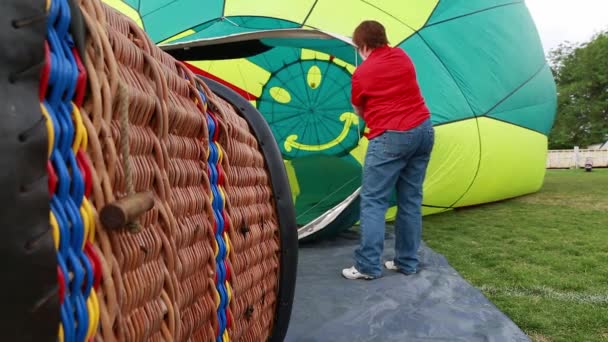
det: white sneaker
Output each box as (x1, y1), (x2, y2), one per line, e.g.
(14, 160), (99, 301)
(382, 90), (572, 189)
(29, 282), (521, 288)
(385, 260), (417, 275)
(341, 266), (375, 280)
(384, 260), (399, 271)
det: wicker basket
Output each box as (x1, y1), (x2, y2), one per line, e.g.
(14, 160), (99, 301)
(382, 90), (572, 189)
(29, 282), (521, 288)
(0, 0), (297, 341)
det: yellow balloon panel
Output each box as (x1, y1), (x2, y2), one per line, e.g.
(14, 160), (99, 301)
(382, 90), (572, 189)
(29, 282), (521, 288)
(422, 118), (481, 207)
(364, 0), (438, 31)
(304, 0), (415, 45)
(284, 160), (300, 204)
(378, 205), (449, 223)
(224, 0), (316, 24)
(188, 59), (270, 98)
(353, 119), (480, 213)
(307, 65), (322, 89)
(269, 87), (292, 103)
(301, 49), (356, 73)
(349, 137), (368, 166)
(102, 0), (143, 27)
(160, 29), (196, 44)
(386, 206), (397, 221)
(422, 206), (451, 216)
(454, 117), (548, 207)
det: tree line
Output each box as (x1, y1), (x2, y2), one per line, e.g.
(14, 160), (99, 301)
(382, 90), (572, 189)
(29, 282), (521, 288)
(548, 30), (608, 149)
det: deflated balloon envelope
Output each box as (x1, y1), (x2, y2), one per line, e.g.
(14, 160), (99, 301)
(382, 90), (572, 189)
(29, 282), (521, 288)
(104, 0), (557, 240)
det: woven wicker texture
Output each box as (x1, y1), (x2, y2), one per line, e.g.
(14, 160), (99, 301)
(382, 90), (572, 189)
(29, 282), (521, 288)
(81, 1), (217, 341)
(71, 0), (280, 340)
(203, 84), (281, 342)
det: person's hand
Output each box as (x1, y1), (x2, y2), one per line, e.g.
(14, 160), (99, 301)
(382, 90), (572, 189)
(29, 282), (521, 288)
(352, 104), (363, 117)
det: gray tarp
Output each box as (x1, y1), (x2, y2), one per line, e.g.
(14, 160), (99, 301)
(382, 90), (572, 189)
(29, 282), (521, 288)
(285, 229), (530, 342)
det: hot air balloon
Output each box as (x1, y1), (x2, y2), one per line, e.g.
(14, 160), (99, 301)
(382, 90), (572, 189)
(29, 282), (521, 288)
(103, 0), (557, 241)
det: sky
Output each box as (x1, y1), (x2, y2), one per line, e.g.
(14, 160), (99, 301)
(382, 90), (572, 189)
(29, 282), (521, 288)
(525, 0), (608, 54)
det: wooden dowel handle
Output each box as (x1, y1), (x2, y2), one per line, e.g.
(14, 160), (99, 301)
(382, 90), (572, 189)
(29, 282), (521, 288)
(100, 191), (155, 230)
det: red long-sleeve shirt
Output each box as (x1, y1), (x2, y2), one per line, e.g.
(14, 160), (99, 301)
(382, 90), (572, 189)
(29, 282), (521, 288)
(351, 45), (430, 140)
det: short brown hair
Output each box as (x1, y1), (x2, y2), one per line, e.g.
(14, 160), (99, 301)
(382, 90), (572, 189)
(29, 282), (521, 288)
(352, 20), (389, 49)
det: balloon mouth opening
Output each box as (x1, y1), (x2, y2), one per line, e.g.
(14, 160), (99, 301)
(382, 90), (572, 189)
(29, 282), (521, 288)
(160, 28), (356, 61)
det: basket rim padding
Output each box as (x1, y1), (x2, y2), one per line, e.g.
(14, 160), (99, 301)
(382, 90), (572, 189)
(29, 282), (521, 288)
(0, 0), (60, 340)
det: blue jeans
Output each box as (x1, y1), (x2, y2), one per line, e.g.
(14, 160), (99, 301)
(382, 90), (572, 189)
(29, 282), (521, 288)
(354, 118), (435, 277)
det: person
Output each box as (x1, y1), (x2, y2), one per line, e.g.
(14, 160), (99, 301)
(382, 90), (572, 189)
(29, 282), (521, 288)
(342, 20), (435, 280)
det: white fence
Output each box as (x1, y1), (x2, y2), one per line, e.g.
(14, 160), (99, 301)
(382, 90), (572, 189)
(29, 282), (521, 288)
(547, 148), (608, 169)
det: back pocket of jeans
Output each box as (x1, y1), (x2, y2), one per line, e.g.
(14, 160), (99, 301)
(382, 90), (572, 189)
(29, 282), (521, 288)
(382, 131), (412, 157)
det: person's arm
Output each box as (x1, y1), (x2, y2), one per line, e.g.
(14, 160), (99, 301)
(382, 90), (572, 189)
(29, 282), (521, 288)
(351, 73), (365, 117)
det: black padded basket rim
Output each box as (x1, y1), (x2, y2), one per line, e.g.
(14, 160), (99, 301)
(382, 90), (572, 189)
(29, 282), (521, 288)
(200, 76), (298, 342)
(0, 0), (59, 340)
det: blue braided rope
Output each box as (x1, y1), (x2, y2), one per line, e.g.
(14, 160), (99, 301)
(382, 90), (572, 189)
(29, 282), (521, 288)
(46, 0), (93, 340)
(200, 90), (231, 342)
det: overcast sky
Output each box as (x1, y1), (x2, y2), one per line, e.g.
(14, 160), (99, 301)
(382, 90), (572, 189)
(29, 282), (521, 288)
(525, 0), (608, 53)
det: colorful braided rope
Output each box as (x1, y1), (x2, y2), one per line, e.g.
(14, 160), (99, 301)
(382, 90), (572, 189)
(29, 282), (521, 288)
(199, 90), (234, 342)
(41, 0), (101, 340)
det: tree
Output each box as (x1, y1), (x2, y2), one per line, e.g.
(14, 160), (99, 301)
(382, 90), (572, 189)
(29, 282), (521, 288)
(548, 30), (608, 149)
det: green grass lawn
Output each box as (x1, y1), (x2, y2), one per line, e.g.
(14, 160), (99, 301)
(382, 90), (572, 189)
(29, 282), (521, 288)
(422, 169), (608, 342)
